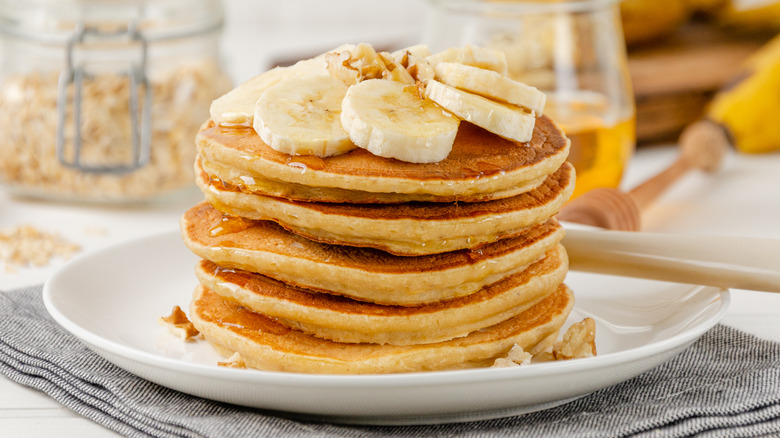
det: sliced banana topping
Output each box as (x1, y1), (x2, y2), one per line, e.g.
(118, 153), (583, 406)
(391, 44), (432, 60)
(424, 79), (536, 143)
(341, 79), (460, 163)
(426, 45), (509, 75)
(210, 57), (327, 126)
(434, 62), (546, 115)
(210, 42), (547, 162)
(254, 75), (356, 157)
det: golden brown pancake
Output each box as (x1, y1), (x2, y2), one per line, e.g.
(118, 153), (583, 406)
(197, 161), (574, 256)
(189, 284), (574, 374)
(199, 155), (547, 203)
(196, 116), (569, 200)
(194, 245), (567, 345)
(180, 201), (565, 305)
(184, 54), (584, 374)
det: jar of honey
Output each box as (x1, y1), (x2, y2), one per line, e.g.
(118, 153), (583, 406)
(0, 0), (232, 203)
(423, 0), (636, 199)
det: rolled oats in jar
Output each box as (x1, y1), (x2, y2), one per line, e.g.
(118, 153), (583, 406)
(0, 0), (232, 202)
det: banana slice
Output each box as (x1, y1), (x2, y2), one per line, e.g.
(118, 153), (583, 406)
(254, 75), (355, 157)
(424, 79), (535, 143)
(210, 57), (328, 126)
(391, 44), (432, 60)
(341, 79), (460, 163)
(434, 62), (546, 115)
(427, 45), (509, 75)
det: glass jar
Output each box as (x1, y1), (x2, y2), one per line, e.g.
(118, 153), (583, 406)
(423, 0), (635, 199)
(0, 0), (232, 203)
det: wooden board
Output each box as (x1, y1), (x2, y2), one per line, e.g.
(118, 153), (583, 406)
(628, 22), (770, 143)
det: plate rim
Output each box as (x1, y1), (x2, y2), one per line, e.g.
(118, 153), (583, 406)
(42, 229), (731, 396)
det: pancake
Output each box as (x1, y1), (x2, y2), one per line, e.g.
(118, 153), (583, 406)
(197, 161), (574, 256)
(199, 155), (547, 203)
(189, 284), (574, 374)
(181, 44), (588, 374)
(181, 201), (564, 305)
(194, 244), (567, 345)
(196, 116), (570, 200)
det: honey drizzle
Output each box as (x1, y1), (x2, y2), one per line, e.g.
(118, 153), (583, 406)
(286, 155), (325, 173)
(209, 213), (252, 237)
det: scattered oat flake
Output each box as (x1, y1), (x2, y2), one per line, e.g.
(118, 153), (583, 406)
(159, 306), (200, 341)
(0, 225), (81, 273)
(84, 225), (108, 237)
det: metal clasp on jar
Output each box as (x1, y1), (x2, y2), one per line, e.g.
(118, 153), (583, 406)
(56, 21), (151, 174)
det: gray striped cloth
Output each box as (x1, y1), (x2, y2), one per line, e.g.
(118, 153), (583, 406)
(1, 285), (779, 437)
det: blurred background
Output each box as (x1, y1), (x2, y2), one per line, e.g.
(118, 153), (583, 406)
(2, 3), (780, 435)
(221, 0), (426, 80)
(2, 0), (779, 205)
(219, 0), (780, 201)
(221, 0), (780, 147)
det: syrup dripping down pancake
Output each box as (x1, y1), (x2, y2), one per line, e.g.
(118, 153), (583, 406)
(196, 116), (569, 201)
(194, 245), (567, 345)
(181, 201), (565, 305)
(196, 161), (574, 256)
(189, 284), (574, 374)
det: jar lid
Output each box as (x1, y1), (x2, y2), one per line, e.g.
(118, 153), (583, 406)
(0, 0), (224, 43)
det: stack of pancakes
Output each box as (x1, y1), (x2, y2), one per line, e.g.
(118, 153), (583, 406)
(181, 115), (575, 374)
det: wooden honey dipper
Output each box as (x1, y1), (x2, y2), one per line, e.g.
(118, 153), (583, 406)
(558, 120), (731, 231)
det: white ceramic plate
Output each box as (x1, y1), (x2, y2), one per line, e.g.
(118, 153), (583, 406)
(43, 229), (729, 425)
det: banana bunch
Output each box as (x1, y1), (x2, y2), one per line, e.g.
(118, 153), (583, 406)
(621, 0), (780, 47)
(693, 0), (780, 30)
(210, 43), (546, 163)
(708, 34), (780, 153)
(621, 0), (690, 46)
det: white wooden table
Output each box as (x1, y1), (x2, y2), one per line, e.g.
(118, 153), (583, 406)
(2, 1), (780, 435)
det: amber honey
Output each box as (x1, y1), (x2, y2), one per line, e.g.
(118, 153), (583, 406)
(545, 97), (635, 200)
(209, 213), (251, 237)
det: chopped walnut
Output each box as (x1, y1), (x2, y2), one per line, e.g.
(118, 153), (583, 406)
(391, 47), (435, 83)
(0, 225), (80, 273)
(552, 318), (597, 360)
(218, 352), (246, 369)
(158, 306), (200, 341)
(532, 351), (555, 363)
(492, 344), (533, 368)
(326, 43), (415, 86)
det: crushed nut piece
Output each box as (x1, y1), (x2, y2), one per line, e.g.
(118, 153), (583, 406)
(159, 306), (200, 341)
(391, 48), (434, 83)
(0, 225), (80, 273)
(326, 43), (416, 87)
(532, 351), (555, 363)
(552, 318), (597, 360)
(218, 352), (246, 369)
(492, 344), (533, 368)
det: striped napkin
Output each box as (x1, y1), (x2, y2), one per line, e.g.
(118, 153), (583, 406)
(1, 285), (779, 438)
